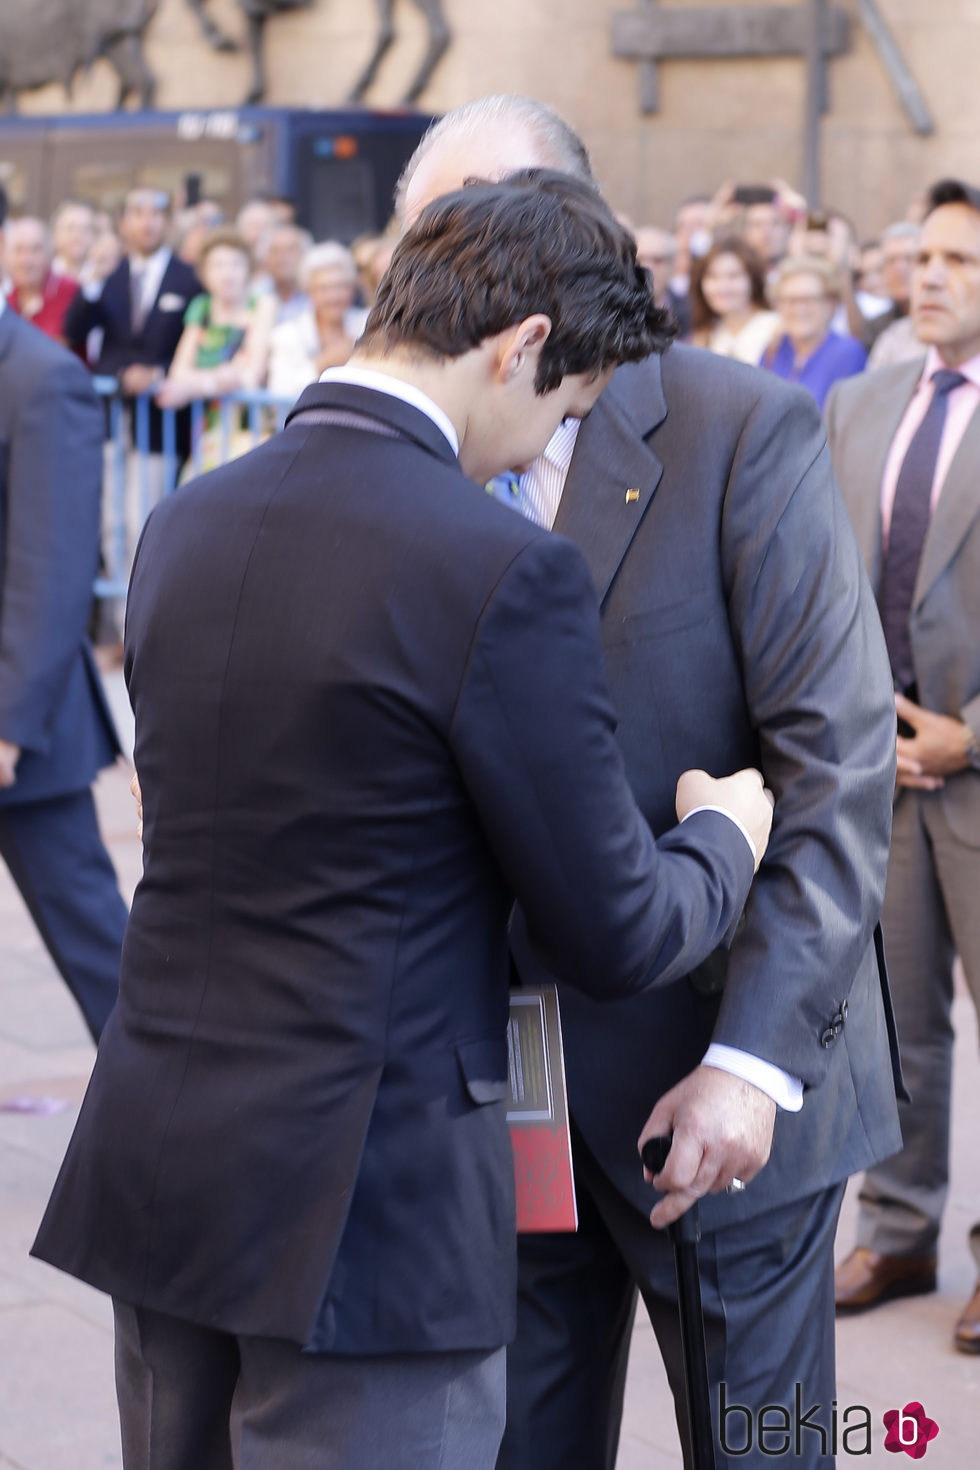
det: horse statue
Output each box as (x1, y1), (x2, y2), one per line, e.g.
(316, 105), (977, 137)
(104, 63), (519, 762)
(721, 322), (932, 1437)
(0, 0), (160, 111)
(185, 0), (451, 106)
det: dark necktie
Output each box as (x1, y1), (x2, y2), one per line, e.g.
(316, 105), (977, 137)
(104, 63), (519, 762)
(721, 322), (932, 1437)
(130, 263), (146, 334)
(879, 368), (965, 690)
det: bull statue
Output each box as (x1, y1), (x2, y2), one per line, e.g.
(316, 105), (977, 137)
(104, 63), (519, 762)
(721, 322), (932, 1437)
(186, 0), (451, 106)
(0, 0), (159, 111)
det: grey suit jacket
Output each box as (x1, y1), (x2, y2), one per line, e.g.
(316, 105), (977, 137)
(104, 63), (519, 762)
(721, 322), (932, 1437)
(826, 360), (980, 846)
(511, 344), (904, 1229)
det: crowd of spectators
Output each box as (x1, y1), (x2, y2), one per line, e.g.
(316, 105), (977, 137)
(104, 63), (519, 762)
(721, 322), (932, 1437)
(0, 188), (376, 411)
(0, 174), (932, 421)
(627, 176), (930, 405)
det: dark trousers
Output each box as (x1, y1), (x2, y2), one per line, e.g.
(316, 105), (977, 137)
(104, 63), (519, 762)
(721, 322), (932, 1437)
(500, 1127), (845, 1470)
(113, 1300), (506, 1470)
(0, 789), (127, 1040)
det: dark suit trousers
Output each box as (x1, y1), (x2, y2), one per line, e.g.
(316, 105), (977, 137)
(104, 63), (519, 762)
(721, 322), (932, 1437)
(113, 1301), (506, 1470)
(0, 790), (126, 1041)
(500, 1126), (845, 1470)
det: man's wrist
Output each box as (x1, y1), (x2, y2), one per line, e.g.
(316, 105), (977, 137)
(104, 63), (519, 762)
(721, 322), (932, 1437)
(680, 804), (756, 862)
(702, 1043), (803, 1112)
(963, 722), (980, 771)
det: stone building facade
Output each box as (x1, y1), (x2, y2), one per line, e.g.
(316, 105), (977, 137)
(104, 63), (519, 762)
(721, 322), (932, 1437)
(11, 0), (979, 236)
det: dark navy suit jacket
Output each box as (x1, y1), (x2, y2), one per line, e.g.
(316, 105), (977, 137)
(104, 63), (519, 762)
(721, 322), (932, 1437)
(64, 251), (201, 454)
(0, 308), (119, 808)
(33, 380), (757, 1353)
(64, 250), (201, 378)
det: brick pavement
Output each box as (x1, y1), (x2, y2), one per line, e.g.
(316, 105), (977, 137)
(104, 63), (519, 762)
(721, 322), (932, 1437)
(1, 701), (977, 1467)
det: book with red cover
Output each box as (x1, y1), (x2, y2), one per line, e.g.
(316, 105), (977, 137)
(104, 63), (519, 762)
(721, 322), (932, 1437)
(506, 985), (578, 1233)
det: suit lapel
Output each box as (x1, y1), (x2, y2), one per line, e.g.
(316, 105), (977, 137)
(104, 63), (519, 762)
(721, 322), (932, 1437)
(914, 400), (980, 607)
(553, 357), (666, 605)
(843, 361), (922, 592)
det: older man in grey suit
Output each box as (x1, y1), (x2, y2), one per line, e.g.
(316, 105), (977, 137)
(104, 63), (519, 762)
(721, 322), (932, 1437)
(400, 98), (903, 1470)
(828, 178), (980, 1354)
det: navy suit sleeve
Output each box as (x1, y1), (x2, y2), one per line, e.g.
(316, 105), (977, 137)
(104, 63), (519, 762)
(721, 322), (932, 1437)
(63, 287), (104, 351)
(449, 532), (756, 999)
(713, 383), (896, 1085)
(0, 341), (105, 752)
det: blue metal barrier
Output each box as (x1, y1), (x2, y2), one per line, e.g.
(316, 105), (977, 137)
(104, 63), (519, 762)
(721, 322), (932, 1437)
(93, 380), (295, 600)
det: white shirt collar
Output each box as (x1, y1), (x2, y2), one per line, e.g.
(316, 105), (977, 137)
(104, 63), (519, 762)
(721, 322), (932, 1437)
(541, 417), (581, 472)
(317, 364), (460, 456)
(919, 343), (980, 391)
(129, 244), (170, 274)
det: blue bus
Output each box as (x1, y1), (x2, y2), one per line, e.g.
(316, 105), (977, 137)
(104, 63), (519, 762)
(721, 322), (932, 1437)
(0, 106), (432, 237)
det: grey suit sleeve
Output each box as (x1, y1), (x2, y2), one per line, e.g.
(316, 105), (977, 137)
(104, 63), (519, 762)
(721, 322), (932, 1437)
(0, 348), (105, 752)
(449, 532), (756, 999)
(711, 383), (897, 1086)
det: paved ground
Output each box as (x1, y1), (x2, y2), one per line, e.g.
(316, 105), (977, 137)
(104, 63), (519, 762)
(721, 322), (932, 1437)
(1, 684), (977, 1467)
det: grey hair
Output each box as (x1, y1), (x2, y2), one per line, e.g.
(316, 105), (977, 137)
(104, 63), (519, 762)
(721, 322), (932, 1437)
(5, 215), (52, 253)
(881, 221), (921, 244)
(394, 94), (596, 222)
(300, 240), (357, 292)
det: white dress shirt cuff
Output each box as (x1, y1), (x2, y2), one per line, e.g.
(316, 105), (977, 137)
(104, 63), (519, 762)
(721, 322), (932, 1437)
(680, 804), (756, 862)
(702, 1044), (804, 1112)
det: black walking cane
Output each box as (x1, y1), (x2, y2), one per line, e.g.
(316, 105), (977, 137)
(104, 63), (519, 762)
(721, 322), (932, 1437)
(642, 1134), (716, 1470)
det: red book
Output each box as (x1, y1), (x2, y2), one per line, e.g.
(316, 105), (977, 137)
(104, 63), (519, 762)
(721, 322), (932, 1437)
(507, 986), (578, 1233)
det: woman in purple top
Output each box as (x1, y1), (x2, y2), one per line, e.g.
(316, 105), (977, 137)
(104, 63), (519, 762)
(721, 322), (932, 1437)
(762, 256), (868, 407)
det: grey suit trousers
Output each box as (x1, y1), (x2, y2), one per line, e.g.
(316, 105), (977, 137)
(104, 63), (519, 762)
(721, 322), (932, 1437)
(113, 1301), (505, 1470)
(857, 784), (980, 1254)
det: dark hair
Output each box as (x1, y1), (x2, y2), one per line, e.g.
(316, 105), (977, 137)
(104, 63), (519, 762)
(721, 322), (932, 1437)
(690, 236), (769, 333)
(363, 170), (673, 393)
(925, 178), (980, 218)
(0, 184), (7, 230)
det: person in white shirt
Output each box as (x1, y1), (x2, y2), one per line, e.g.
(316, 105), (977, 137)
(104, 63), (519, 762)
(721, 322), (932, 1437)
(267, 241), (360, 400)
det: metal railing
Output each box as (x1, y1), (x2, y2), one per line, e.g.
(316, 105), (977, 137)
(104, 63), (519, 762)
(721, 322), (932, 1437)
(93, 379), (295, 600)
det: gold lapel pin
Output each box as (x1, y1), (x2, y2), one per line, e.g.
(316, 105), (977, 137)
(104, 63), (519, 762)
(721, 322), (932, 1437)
(625, 488), (640, 504)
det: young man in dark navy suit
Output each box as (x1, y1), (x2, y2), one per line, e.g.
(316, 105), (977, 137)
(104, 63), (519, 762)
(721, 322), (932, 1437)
(0, 197), (127, 1041)
(34, 171), (775, 1470)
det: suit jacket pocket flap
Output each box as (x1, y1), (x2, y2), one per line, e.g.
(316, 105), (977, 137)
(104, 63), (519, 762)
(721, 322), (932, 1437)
(456, 1037), (509, 1105)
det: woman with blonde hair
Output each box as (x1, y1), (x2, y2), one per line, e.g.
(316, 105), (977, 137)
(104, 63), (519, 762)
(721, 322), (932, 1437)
(156, 229), (276, 472)
(157, 229), (275, 411)
(762, 255), (867, 407)
(267, 241), (360, 400)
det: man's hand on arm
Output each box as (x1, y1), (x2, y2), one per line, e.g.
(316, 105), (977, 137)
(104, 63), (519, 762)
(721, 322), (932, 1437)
(0, 739), (21, 789)
(895, 692), (973, 789)
(637, 1065), (777, 1228)
(675, 767), (775, 873)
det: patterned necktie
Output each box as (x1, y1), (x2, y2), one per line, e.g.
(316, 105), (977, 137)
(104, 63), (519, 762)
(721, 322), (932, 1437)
(485, 473), (523, 514)
(879, 368), (966, 690)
